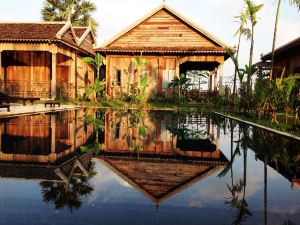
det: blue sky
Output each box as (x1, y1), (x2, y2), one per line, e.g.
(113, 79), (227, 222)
(0, 0), (299, 84)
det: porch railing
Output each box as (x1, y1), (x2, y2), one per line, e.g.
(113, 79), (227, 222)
(0, 80), (74, 99)
(57, 82), (74, 99)
(182, 90), (218, 102)
(0, 80), (51, 99)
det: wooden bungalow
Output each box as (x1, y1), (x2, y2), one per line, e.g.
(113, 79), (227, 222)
(258, 37), (300, 79)
(0, 21), (96, 99)
(96, 3), (232, 99)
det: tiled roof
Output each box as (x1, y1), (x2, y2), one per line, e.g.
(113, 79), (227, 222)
(96, 46), (227, 54)
(73, 27), (88, 39)
(0, 22), (95, 55)
(0, 22), (65, 41)
(261, 37), (300, 61)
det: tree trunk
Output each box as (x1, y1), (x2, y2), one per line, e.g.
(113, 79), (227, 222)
(246, 24), (255, 112)
(232, 33), (242, 103)
(248, 24), (254, 85)
(270, 0), (281, 81)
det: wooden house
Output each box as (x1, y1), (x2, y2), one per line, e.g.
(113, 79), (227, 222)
(259, 37), (300, 79)
(0, 21), (96, 99)
(96, 3), (232, 99)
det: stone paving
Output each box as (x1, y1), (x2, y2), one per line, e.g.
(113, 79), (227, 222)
(0, 104), (81, 118)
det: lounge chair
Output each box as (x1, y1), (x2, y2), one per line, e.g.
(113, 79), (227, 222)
(0, 103), (10, 112)
(0, 92), (40, 106)
(45, 101), (61, 107)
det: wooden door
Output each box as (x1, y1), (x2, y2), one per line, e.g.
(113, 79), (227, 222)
(56, 66), (69, 97)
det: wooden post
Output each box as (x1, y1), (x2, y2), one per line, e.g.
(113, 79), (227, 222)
(219, 63), (224, 94)
(51, 52), (57, 99)
(70, 52), (76, 98)
(0, 50), (2, 80)
(75, 53), (78, 99)
(214, 70), (218, 92)
(158, 57), (163, 94)
(106, 56), (111, 97)
(209, 71), (213, 91)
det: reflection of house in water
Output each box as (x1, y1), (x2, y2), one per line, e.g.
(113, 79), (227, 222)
(100, 110), (228, 205)
(0, 109), (96, 182)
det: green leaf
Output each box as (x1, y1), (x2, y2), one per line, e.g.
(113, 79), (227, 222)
(133, 145), (140, 153)
(140, 75), (148, 87)
(138, 126), (147, 136)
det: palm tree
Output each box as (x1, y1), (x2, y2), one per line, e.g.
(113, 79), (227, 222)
(244, 0), (264, 94)
(232, 10), (251, 102)
(269, 0), (300, 81)
(41, 0), (98, 30)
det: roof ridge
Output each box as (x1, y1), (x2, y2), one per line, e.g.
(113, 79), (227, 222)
(0, 21), (67, 24)
(261, 36), (300, 60)
(73, 26), (89, 29)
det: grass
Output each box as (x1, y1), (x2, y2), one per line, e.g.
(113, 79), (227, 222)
(220, 110), (300, 137)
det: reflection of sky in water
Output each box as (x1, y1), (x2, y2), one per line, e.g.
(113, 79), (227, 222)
(85, 127), (300, 225)
(0, 119), (299, 224)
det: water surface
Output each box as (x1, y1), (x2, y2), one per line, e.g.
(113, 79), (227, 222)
(0, 109), (299, 225)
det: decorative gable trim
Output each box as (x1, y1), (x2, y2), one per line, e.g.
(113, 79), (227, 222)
(99, 3), (230, 49)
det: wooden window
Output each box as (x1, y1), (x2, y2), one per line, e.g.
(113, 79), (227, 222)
(115, 122), (121, 139)
(116, 69), (122, 86)
(163, 70), (175, 89)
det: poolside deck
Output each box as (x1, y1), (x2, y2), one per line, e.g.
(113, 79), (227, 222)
(0, 104), (81, 118)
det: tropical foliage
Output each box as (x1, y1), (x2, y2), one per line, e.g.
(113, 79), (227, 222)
(168, 73), (191, 103)
(84, 78), (106, 101)
(129, 55), (149, 105)
(84, 53), (106, 79)
(41, 0), (98, 29)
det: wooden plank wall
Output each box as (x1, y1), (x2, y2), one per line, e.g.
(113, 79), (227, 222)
(3, 51), (51, 81)
(273, 47), (300, 78)
(108, 9), (217, 48)
(109, 56), (159, 99)
(76, 56), (94, 97)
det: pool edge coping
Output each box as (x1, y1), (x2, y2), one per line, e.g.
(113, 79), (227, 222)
(213, 111), (300, 141)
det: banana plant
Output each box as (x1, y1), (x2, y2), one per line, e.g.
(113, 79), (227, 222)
(84, 78), (106, 102)
(168, 73), (191, 103)
(84, 53), (106, 79)
(276, 74), (300, 127)
(129, 54), (148, 105)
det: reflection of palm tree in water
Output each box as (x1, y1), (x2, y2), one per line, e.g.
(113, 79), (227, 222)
(40, 165), (96, 212)
(222, 122), (252, 225)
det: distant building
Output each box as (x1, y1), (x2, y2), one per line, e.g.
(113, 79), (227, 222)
(257, 37), (300, 79)
(0, 22), (96, 99)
